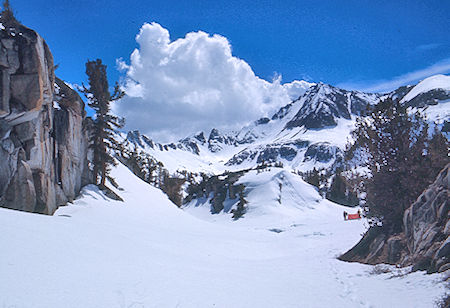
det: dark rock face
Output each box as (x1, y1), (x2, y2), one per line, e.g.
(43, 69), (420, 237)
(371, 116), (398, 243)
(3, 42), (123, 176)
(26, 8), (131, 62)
(225, 140), (310, 166)
(0, 23), (92, 214)
(403, 163), (449, 273)
(255, 117), (270, 125)
(126, 130), (145, 148)
(387, 236), (406, 264)
(208, 128), (236, 152)
(177, 132), (208, 155)
(225, 149), (258, 166)
(404, 89), (450, 108)
(141, 135), (154, 148)
(388, 83), (449, 108)
(256, 146), (296, 164)
(271, 101), (295, 121)
(339, 227), (390, 265)
(388, 85), (414, 101)
(304, 142), (341, 163)
(340, 164), (449, 273)
(193, 132), (206, 144)
(179, 138), (200, 155)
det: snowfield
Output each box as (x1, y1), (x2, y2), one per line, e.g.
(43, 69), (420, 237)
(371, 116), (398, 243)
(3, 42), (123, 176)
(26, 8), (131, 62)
(0, 163), (447, 308)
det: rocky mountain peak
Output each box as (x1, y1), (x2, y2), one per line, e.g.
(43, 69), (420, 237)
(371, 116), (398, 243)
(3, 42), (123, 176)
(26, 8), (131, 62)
(193, 132), (206, 144)
(208, 128), (221, 141)
(283, 83), (380, 130)
(207, 128), (236, 152)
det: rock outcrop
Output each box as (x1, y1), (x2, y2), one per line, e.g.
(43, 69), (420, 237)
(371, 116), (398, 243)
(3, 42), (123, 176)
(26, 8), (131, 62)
(340, 163), (449, 273)
(0, 21), (92, 214)
(403, 163), (449, 273)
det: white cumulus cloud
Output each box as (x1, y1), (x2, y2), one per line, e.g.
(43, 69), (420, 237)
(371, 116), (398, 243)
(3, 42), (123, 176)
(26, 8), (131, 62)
(117, 22), (307, 142)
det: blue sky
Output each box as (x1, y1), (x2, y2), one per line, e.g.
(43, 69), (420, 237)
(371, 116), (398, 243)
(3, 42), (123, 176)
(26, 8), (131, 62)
(9, 0), (450, 140)
(12, 0), (450, 89)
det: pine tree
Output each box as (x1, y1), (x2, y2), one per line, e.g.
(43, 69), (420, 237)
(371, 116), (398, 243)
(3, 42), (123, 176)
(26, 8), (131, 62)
(348, 99), (416, 231)
(303, 168), (320, 188)
(126, 147), (146, 181)
(146, 157), (159, 184)
(1, 0), (17, 25)
(428, 125), (450, 175)
(160, 173), (185, 207)
(326, 171), (358, 206)
(347, 98), (447, 233)
(81, 59), (124, 187)
(231, 186), (247, 220)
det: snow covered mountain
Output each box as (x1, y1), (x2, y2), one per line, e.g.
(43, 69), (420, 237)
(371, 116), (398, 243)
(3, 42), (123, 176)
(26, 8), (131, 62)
(400, 74), (450, 107)
(398, 74), (450, 126)
(121, 75), (449, 175)
(283, 83), (379, 129)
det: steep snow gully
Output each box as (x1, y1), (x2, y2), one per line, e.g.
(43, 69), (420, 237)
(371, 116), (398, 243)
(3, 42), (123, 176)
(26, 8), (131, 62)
(0, 163), (447, 307)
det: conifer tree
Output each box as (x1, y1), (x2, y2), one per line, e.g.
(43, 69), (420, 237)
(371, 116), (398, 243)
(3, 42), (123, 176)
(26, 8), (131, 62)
(347, 98), (447, 233)
(231, 187), (247, 220)
(326, 171), (358, 206)
(81, 59), (124, 187)
(1, 0), (17, 25)
(303, 168), (320, 188)
(428, 125), (450, 174)
(125, 147), (146, 181)
(160, 174), (185, 207)
(146, 157), (159, 184)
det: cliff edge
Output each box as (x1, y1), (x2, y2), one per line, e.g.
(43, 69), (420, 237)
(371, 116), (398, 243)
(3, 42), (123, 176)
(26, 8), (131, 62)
(0, 20), (92, 214)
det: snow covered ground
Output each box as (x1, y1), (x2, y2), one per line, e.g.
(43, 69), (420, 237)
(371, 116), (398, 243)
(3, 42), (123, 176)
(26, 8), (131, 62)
(0, 163), (447, 308)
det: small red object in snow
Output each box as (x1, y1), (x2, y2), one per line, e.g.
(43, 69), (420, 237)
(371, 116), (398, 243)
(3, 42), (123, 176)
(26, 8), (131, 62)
(347, 213), (361, 220)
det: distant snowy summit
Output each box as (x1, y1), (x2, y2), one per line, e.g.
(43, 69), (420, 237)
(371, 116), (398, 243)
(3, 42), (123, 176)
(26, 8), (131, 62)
(122, 74), (450, 173)
(400, 74), (450, 106)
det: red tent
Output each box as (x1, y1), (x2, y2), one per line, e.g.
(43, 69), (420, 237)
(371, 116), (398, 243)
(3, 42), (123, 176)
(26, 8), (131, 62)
(347, 213), (361, 220)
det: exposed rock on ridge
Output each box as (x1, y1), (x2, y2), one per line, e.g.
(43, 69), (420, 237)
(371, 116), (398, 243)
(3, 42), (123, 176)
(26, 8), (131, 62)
(0, 21), (92, 214)
(285, 83), (379, 130)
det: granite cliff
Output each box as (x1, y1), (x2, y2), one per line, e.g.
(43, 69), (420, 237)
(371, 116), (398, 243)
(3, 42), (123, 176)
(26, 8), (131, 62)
(0, 20), (92, 214)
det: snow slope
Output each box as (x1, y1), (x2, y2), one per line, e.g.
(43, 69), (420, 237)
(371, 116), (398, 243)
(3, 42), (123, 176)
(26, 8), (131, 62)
(424, 99), (450, 123)
(401, 74), (450, 103)
(0, 163), (447, 307)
